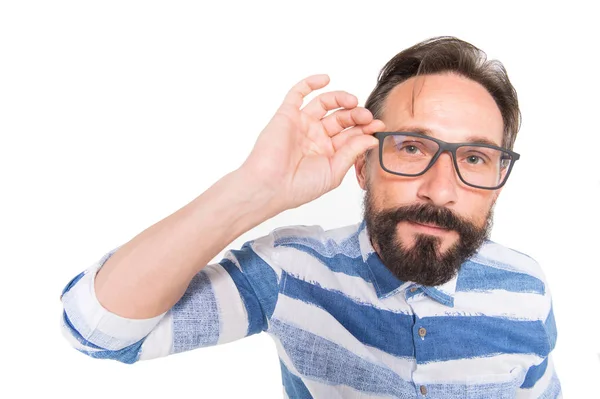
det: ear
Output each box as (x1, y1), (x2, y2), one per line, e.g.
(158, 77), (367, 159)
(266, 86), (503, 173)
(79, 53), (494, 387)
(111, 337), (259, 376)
(355, 150), (370, 190)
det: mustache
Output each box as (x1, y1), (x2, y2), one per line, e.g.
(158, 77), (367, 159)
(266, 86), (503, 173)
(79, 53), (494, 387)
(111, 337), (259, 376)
(388, 203), (479, 235)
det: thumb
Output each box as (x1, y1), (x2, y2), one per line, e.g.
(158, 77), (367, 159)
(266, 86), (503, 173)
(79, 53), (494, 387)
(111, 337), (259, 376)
(330, 135), (379, 186)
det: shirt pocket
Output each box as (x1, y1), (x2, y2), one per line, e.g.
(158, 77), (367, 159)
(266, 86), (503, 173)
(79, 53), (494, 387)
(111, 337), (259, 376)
(465, 366), (525, 399)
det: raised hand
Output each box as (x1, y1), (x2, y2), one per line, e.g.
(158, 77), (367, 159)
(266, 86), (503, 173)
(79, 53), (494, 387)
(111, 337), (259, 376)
(240, 74), (385, 211)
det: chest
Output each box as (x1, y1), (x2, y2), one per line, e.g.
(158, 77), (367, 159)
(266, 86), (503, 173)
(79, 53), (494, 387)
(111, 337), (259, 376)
(270, 273), (547, 397)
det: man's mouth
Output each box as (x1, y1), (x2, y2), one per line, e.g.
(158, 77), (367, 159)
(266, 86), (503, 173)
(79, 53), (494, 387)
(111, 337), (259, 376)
(416, 222), (446, 229)
(408, 221), (449, 232)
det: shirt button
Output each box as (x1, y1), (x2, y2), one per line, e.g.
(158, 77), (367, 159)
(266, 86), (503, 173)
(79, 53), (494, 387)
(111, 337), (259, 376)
(420, 385), (427, 395)
(410, 287), (418, 293)
(418, 327), (427, 338)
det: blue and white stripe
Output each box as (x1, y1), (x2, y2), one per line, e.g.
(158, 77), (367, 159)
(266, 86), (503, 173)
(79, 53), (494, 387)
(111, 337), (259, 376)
(60, 220), (561, 398)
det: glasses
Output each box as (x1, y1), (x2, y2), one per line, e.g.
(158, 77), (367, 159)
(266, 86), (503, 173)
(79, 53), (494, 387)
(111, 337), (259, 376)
(373, 132), (520, 190)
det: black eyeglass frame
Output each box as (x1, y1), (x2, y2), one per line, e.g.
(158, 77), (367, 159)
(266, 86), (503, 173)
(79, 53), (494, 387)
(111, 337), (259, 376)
(373, 132), (521, 190)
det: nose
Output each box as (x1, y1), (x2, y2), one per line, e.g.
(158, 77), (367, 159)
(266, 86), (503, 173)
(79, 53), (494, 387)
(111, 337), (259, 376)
(416, 151), (459, 207)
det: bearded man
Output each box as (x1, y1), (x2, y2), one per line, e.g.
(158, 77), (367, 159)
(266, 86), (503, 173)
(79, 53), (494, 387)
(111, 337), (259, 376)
(60, 36), (560, 398)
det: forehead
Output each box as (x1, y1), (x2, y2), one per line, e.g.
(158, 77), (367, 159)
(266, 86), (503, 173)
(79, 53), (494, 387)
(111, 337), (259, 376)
(381, 73), (504, 147)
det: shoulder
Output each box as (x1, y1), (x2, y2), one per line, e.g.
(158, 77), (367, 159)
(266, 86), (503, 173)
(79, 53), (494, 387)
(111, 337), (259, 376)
(470, 239), (551, 291)
(250, 222), (362, 254)
(248, 222), (365, 276)
(456, 240), (554, 321)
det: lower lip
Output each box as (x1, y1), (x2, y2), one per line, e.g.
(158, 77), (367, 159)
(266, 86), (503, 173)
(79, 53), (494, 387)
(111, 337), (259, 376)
(407, 221), (449, 235)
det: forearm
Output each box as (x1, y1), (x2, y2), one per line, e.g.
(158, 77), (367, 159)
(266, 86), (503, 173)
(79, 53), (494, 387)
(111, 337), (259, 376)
(94, 167), (280, 319)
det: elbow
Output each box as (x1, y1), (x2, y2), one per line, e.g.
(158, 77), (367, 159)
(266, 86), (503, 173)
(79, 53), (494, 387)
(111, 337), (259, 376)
(60, 310), (144, 364)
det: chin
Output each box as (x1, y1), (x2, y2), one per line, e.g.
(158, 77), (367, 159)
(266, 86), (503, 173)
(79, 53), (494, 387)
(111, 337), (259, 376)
(401, 232), (456, 253)
(436, 236), (458, 254)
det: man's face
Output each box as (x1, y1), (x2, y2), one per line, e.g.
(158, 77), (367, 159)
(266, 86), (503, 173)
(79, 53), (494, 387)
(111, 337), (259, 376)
(355, 73), (504, 286)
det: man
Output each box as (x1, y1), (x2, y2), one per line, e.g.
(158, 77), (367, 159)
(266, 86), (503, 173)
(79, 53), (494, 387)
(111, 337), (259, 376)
(60, 36), (561, 398)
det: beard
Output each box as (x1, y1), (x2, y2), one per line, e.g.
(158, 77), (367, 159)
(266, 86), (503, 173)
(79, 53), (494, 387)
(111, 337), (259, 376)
(362, 186), (494, 287)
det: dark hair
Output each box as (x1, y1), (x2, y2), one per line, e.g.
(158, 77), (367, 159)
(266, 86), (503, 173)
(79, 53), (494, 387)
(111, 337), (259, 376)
(365, 36), (521, 155)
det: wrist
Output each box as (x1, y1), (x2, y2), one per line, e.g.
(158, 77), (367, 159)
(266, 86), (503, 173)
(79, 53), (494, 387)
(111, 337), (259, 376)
(209, 168), (284, 238)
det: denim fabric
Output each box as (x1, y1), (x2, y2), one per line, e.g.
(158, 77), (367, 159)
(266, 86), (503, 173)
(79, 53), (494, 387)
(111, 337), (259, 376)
(172, 271), (219, 352)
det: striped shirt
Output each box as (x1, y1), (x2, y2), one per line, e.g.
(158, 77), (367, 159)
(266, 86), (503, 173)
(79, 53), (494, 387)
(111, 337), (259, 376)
(60, 220), (561, 398)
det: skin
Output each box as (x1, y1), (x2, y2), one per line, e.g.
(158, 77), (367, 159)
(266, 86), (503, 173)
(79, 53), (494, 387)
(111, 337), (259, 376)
(92, 72), (507, 318)
(355, 73), (505, 257)
(94, 74), (385, 318)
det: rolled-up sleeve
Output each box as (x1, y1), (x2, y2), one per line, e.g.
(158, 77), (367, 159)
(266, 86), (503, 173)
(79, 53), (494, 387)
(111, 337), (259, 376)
(60, 232), (282, 364)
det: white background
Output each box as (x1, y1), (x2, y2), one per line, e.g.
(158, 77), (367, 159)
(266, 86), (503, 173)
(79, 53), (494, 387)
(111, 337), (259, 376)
(1, 1), (598, 398)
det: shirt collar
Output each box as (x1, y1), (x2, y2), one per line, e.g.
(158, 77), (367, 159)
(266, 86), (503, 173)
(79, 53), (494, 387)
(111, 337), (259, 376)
(357, 219), (457, 307)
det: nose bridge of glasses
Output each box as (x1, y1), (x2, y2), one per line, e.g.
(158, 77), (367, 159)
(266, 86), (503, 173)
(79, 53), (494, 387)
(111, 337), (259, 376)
(430, 142), (458, 171)
(432, 155), (459, 185)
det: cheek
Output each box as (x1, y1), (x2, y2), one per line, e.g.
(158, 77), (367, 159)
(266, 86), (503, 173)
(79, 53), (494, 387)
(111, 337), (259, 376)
(372, 173), (422, 207)
(458, 193), (496, 225)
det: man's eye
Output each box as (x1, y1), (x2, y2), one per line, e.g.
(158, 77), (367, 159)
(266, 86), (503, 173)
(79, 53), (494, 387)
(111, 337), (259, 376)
(466, 155), (483, 164)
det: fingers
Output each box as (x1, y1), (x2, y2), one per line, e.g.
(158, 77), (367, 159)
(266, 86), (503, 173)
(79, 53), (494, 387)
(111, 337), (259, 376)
(331, 119), (386, 151)
(301, 91), (358, 119)
(321, 107), (374, 137)
(282, 74), (331, 109)
(329, 118), (385, 186)
(330, 134), (380, 187)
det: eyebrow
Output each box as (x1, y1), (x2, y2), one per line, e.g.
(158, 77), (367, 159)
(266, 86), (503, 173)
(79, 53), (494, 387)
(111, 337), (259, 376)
(389, 126), (502, 148)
